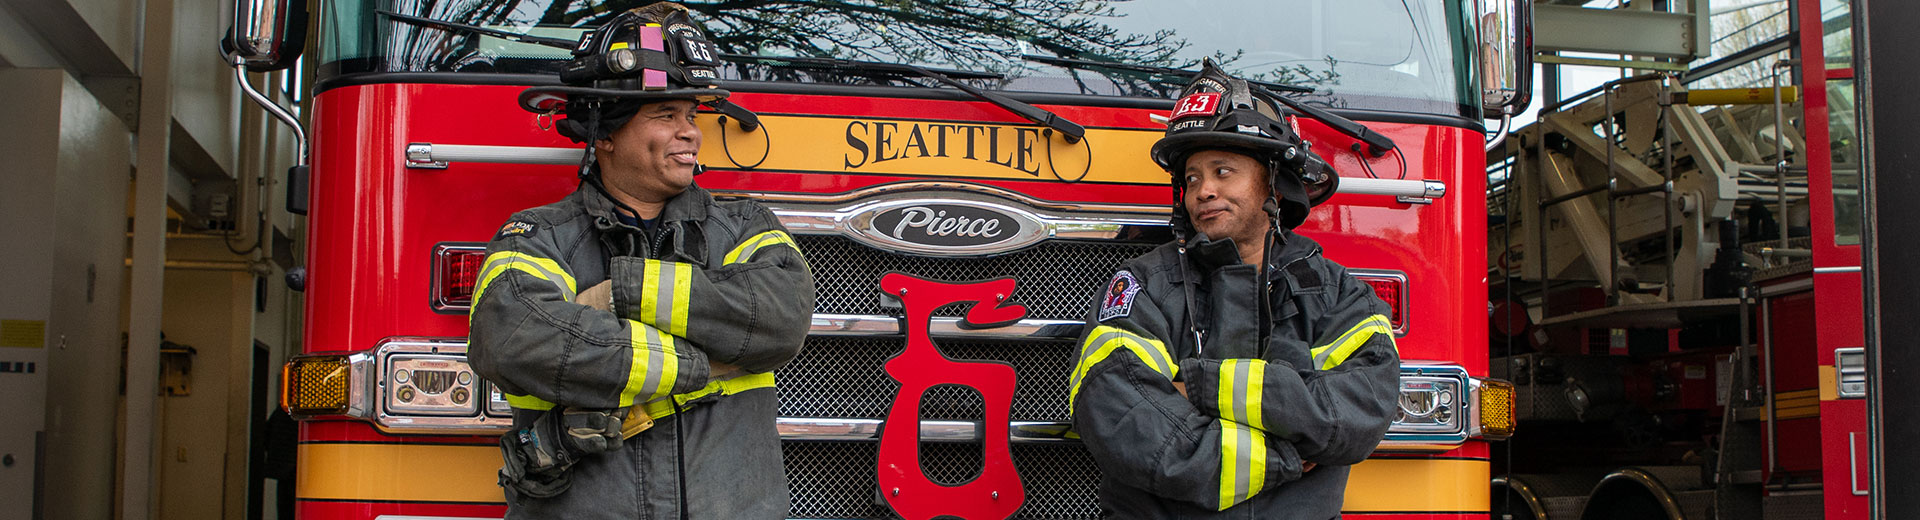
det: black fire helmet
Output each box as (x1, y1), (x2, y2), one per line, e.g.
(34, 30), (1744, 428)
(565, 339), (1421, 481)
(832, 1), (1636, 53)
(1148, 59), (1338, 229)
(517, 2), (729, 144)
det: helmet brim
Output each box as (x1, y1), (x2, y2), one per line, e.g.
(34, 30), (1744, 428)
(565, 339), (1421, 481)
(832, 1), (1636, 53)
(519, 85), (731, 113)
(1149, 130), (1290, 170)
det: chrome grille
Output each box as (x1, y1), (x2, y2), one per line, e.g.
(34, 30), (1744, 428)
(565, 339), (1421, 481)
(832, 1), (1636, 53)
(776, 337), (1075, 422)
(784, 441), (1103, 519)
(794, 235), (1157, 320)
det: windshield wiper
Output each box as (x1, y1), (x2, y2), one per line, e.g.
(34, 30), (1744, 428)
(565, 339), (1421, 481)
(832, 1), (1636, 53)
(723, 54), (1004, 81)
(726, 54), (1084, 143)
(1246, 83), (1395, 157)
(1022, 54), (1314, 94)
(1024, 54), (1394, 156)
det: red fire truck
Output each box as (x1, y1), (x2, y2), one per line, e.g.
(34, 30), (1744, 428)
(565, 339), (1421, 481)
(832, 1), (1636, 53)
(250, 0), (1530, 518)
(1480, 1), (1869, 518)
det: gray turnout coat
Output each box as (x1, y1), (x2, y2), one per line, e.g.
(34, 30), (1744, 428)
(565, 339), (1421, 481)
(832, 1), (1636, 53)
(1069, 230), (1401, 519)
(468, 182), (815, 519)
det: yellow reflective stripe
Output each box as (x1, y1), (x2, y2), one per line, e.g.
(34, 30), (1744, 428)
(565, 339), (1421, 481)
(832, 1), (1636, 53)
(1218, 420), (1269, 510)
(1069, 326), (1176, 412)
(505, 393), (555, 411)
(471, 251), (579, 310)
(724, 230), (800, 265)
(618, 321), (681, 407)
(669, 262), (691, 337)
(1218, 360), (1240, 423)
(1216, 359), (1268, 432)
(641, 259), (663, 332)
(1245, 361), (1265, 431)
(640, 371), (777, 419)
(1308, 315), (1395, 370)
(640, 259), (695, 337)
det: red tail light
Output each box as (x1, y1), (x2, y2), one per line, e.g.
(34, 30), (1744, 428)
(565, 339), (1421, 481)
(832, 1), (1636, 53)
(1352, 270), (1408, 333)
(433, 244), (488, 311)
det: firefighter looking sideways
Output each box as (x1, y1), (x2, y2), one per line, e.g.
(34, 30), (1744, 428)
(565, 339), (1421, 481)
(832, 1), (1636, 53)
(466, 3), (814, 518)
(1068, 60), (1402, 518)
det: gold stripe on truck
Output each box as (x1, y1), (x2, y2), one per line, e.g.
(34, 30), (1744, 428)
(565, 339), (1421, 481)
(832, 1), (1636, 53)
(696, 114), (1165, 184)
(1344, 458), (1490, 512)
(297, 443), (504, 504)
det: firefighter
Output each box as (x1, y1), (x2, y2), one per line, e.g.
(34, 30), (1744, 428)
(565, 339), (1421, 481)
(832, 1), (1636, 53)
(1068, 60), (1401, 518)
(466, 3), (815, 518)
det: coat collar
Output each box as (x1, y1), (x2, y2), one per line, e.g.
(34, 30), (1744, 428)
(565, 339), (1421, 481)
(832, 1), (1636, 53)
(575, 176), (711, 225)
(1184, 228), (1321, 274)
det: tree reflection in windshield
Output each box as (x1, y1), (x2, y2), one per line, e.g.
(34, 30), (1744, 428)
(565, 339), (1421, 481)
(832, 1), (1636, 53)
(356, 0), (1469, 117)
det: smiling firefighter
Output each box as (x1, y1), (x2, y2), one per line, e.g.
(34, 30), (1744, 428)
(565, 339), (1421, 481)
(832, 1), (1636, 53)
(464, 3), (815, 518)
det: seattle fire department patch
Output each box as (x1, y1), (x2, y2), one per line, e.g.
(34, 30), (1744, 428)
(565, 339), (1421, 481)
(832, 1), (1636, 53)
(1099, 270), (1141, 322)
(496, 219), (536, 240)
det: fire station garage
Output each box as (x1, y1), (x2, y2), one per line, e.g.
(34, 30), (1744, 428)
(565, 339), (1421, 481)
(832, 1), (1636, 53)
(0, 0), (1916, 519)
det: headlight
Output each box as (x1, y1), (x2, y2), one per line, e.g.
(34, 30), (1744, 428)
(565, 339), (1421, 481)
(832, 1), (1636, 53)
(385, 354), (480, 416)
(281, 338), (510, 434)
(1382, 363), (1516, 449)
(373, 338), (512, 434)
(487, 385), (514, 417)
(1382, 363), (1470, 449)
(1394, 376), (1462, 432)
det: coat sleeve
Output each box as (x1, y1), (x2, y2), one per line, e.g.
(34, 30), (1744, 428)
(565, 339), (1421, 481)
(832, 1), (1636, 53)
(1181, 271), (1401, 466)
(466, 213), (712, 412)
(609, 204), (815, 374)
(1070, 269), (1308, 511)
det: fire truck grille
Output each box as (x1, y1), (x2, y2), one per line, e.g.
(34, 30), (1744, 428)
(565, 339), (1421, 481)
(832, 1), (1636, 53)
(776, 337), (1074, 422)
(794, 235), (1157, 321)
(784, 441), (1103, 519)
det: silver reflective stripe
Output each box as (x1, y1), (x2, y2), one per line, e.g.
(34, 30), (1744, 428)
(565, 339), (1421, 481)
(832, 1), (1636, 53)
(1232, 424), (1255, 503)
(1138, 338), (1175, 378)
(1231, 360), (1252, 423)
(734, 234), (775, 262)
(1072, 330), (1132, 390)
(643, 325), (669, 397)
(481, 255), (576, 300)
(1074, 329), (1172, 387)
(1310, 316), (1390, 369)
(653, 261), (678, 334)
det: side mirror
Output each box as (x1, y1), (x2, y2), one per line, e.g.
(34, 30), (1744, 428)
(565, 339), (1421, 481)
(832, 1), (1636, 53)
(1478, 0), (1534, 115)
(224, 0), (310, 72)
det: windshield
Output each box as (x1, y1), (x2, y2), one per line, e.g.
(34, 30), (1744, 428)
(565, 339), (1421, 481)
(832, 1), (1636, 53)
(320, 0), (1477, 118)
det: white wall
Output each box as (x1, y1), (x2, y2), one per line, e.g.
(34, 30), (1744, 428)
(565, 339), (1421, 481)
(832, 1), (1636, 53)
(0, 66), (134, 520)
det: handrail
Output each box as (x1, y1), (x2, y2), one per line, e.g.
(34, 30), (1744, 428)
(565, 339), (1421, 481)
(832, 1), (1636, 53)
(1534, 71), (1682, 321)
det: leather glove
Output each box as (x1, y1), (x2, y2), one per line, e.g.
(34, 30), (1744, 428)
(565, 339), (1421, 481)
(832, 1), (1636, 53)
(497, 407), (625, 498)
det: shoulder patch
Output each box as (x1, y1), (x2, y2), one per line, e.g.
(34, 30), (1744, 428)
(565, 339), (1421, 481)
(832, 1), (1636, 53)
(495, 219), (537, 240)
(1099, 270), (1143, 322)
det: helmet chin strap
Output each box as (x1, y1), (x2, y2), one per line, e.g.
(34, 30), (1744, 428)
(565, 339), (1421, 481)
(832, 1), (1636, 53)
(1255, 193), (1285, 358)
(1165, 181), (1209, 355)
(576, 103), (648, 220)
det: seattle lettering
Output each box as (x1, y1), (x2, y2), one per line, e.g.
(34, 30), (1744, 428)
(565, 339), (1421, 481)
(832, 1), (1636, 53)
(891, 207), (1004, 240)
(844, 120), (1045, 176)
